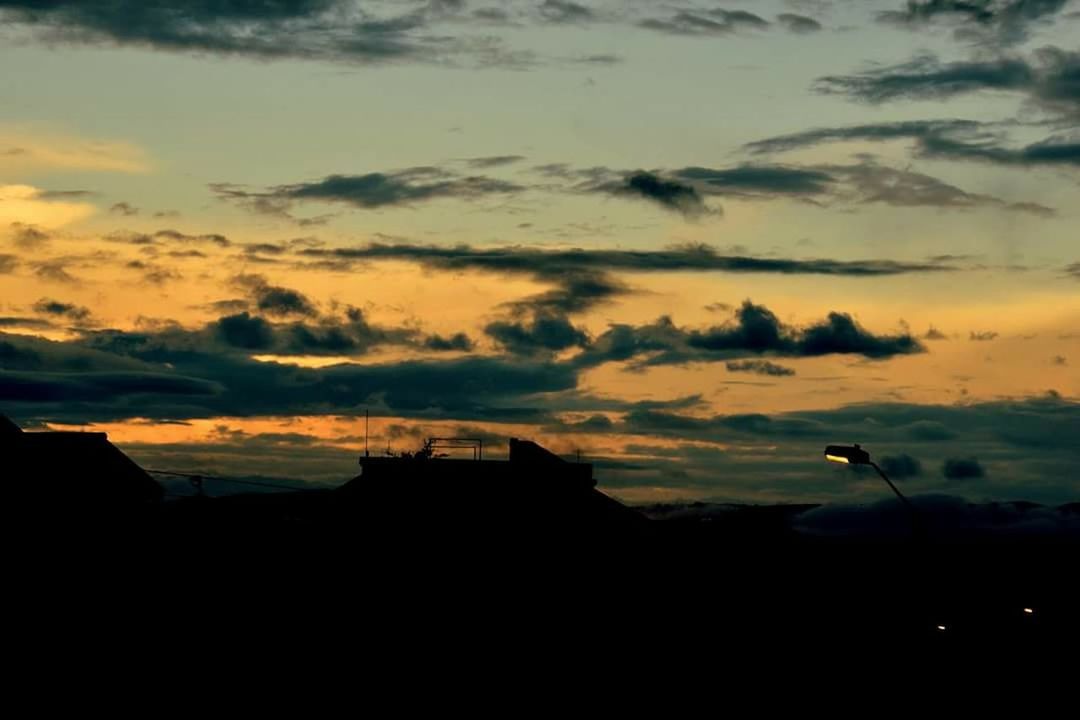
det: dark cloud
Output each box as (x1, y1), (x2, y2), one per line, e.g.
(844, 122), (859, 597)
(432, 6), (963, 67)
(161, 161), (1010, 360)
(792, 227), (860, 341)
(33, 260), (78, 284)
(747, 118), (1080, 170)
(817, 53), (1035, 102)
(509, 270), (630, 315)
(156, 228), (230, 247)
(0, 369), (223, 404)
(969, 330), (999, 341)
(603, 170), (716, 219)
(462, 155), (526, 168)
(577, 300), (924, 368)
(0, 0), (532, 68)
(820, 160), (1054, 215)
(32, 298), (91, 322)
(776, 12), (823, 33)
(640, 9), (770, 36)
(673, 165), (835, 197)
(725, 359), (797, 376)
(230, 273), (318, 317)
(943, 457), (986, 479)
(924, 326), (948, 340)
(485, 312), (590, 356)
(141, 266), (184, 285)
(10, 222), (49, 250)
(877, 0), (1069, 45)
(1052, 355), (1067, 365)
(745, 119), (985, 155)
(538, 0), (595, 24)
(109, 201), (139, 216)
(921, 133), (1080, 168)
(37, 189), (96, 199)
(299, 241), (955, 284)
(212, 168), (524, 219)
(0, 254), (17, 273)
(0, 317), (53, 330)
(298, 241), (954, 321)
(1067, 262), (1080, 279)
(587, 161), (1049, 214)
(423, 332), (474, 352)
(1, 329), (577, 424)
(815, 47), (1080, 119)
(880, 453), (923, 479)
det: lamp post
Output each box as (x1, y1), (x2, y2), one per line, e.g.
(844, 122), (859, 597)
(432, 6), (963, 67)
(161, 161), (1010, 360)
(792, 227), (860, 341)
(824, 444), (920, 535)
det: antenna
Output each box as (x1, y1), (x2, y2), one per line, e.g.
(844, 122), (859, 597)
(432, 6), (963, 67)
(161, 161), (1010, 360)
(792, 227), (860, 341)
(365, 409), (369, 457)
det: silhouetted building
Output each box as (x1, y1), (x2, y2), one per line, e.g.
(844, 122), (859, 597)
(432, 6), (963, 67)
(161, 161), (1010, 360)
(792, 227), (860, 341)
(339, 437), (643, 537)
(1, 415), (163, 507)
(352, 437), (594, 489)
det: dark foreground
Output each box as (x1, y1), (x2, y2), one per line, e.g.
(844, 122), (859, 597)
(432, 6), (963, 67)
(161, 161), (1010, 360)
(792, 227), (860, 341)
(10, 474), (1079, 660)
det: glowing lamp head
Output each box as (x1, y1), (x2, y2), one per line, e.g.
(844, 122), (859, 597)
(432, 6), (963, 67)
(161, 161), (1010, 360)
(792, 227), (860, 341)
(824, 444), (871, 465)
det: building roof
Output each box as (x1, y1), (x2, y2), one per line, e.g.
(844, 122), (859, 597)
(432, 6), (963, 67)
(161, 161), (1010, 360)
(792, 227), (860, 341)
(1, 415), (163, 505)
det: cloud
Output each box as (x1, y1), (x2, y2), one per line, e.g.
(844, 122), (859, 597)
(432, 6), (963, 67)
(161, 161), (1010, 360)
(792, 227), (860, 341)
(109, 201), (139, 216)
(485, 312), (590, 356)
(304, 242), (954, 279)
(0, 254), (17, 273)
(1067, 262), (1080, 279)
(0, 184), (96, 229)
(924, 326), (948, 340)
(462, 155), (526, 168)
(33, 260), (78, 284)
(969, 330), (999, 341)
(640, 9), (770, 36)
(943, 457), (986, 479)
(0, 317), (53, 330)
(877, 0), (1070, 45)
(576, 300), (924, 368)
(672, 165), (835, 197)
(230, 273), (318, 318)
(423, 332), (474, 352)
(153, 228), (231, 248)
(539, 0), (595, 24)
(814, 47), (1080, 119)
(603, 170), (716, 219)
(745, 118), (1080, 170)
(212, 167), (524, 220)
(297, 241), (956, 318)
(776, 13), (823, 33)
(587, 161), (1050, 214)
(0, 369), (223, 404)
(880, 453), (922, 479)
(9, 222), (49, 250)
(1, 329), (578, 424)
(904, 420), (958, 441)
(32, 298), (91, 323)
(725, 359), (797, 376)
(818, 160), (1054, 215)
(0, 0), (533, 68)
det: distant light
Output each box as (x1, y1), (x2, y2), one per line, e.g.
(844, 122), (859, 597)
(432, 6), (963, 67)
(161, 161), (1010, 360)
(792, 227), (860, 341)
(825, 454), (851, 464)
(1024, 608), (1034, 615)
(936, 625), (947, 631)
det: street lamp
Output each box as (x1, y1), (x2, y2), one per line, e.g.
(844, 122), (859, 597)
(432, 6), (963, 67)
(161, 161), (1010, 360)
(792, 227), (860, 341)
(824, 444), (920, 534)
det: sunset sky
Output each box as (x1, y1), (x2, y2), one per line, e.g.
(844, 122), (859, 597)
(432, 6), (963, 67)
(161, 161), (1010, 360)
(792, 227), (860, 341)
(2, 0), (1078, 504)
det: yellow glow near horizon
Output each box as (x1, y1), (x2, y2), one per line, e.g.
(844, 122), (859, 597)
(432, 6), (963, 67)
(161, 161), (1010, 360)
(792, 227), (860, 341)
(0, 184), (96, 228)
(0, 126), (150, 174)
